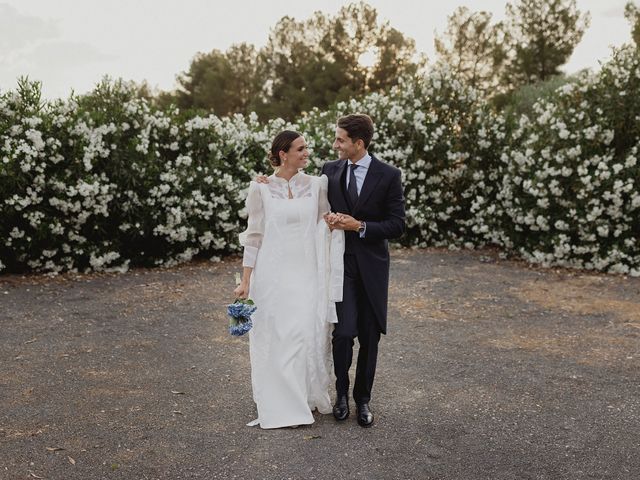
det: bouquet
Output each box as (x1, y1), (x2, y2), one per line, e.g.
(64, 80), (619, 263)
(227, 298), (257, 336)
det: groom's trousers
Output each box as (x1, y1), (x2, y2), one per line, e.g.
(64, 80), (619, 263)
(333, 253), (381, 404)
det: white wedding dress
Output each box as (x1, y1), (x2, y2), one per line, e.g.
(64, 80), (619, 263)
(239, 172), (337, 429)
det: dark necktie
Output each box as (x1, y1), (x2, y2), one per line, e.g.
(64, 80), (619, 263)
(348, 163), (359, 206)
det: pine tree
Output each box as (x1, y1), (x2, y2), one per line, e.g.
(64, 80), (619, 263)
(503, 0), (590, 87)
(434, 6), (507, 95)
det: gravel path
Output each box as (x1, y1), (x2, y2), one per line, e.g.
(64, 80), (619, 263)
(1, 248), (639, 480)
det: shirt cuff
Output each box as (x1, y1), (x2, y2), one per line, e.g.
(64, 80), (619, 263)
(358, 221), (366, 238)
(242, 246), (258, 267)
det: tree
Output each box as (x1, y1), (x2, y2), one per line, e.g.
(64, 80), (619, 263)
(171, 2), (422, 120)
(175, 43), (263, 115)
(625, 2), (640, 48)
(258, 13), (351, 119)
(259, 2), (421, 119)
(369, 24), (423, 92)
(503, 0), (590, 88)
(327, 2), (421, 93)
(434, 6), (508, 95)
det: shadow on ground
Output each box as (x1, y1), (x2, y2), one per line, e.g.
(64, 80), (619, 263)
(1, 248), (639, 480)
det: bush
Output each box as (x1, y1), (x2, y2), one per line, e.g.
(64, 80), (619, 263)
(496, 74), (579, 121)
(329, 72), (507, 249)
(498, 46), (640, 275)
(0, 78), (285, 273)
(1, 46), (639, 276)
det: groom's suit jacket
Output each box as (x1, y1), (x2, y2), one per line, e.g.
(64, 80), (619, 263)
(321, 155), (405, 334)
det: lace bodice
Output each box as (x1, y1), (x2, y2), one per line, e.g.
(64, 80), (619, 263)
(266, 172), (313, 199)
(239, 173), (330, 267)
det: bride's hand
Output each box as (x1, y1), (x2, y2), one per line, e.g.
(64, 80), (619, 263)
(255, 175), (269, 184)
(324, 212), (338, 231)
(233, 280), (250, 299)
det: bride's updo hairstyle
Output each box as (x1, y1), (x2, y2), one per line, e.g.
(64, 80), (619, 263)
(268, 130), (302, 168)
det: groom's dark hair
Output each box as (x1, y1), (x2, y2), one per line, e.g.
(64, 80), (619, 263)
(337, 114), (374, 149)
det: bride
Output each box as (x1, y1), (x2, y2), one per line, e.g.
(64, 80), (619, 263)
(233, 130), (340, 429)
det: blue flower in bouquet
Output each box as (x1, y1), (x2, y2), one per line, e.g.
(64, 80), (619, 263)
(227, 298), (257, 336)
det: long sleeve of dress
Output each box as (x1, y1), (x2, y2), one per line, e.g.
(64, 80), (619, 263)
(238, 182), (264, 268)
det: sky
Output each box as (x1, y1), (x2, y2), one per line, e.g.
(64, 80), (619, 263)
(0, 0), (634, 99)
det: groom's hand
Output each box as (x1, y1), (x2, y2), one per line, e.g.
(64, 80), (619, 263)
(330, 213), (360, 231)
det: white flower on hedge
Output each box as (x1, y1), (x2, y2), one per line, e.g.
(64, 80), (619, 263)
(559, 83), (575, 95)
(535, 215), (549, 230)
(125, 102), (138, 115)
(77, 180), (99, 197)
(41, 249), (58, 259)
(24, 210), (44, 228)
(625, 155), (637, 168)
(583, 126), (598, 140)
(160, 172), (178, 183)
(24, 129), (45, 151)
(89, 251), (121, 270)
(50, 222), (64, 235)
(537, 198), (550, 209)
(566, 146), (581, 159)
(9, 227), (25, 239)
(210, 237), (226, 249)
(176, 248), (199, 262)
(597, 225), (609, 237)
(104, 259), (130, 274)
(198, 231), (215, 248)
(560, 166), (572, 177)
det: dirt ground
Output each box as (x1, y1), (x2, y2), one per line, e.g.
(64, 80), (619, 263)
(1, 248), (638, 480)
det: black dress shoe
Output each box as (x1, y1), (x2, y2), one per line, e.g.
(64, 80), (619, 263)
(356, 402), (374, 427)
(332, 395), (349, 421)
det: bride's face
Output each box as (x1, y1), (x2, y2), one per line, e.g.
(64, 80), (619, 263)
(282, 136), (309, 169)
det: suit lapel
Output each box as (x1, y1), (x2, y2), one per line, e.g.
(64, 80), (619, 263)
(329, 160), (350, 212)
(353, 156), (383, 214)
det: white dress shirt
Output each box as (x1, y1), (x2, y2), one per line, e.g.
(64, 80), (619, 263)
(345, 152), (371, 238)
(345, 152), (371, 195)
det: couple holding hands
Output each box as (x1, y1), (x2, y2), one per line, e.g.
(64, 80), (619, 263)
(234, 113), (406, 429)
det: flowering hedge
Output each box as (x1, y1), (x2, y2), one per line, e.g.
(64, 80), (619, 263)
(1, 46), (639, 276)
(0, 79), (287, 273)
(497, 47), (640, 275)
(299, 74), (508, 249)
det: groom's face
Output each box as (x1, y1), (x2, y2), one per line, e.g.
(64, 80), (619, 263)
(333, 127), (358, 161)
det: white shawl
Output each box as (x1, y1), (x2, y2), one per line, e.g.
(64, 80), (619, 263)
(316, 220), (344, 323)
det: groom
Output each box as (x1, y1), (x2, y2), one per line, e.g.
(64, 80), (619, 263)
(323, 114), (405, 427)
